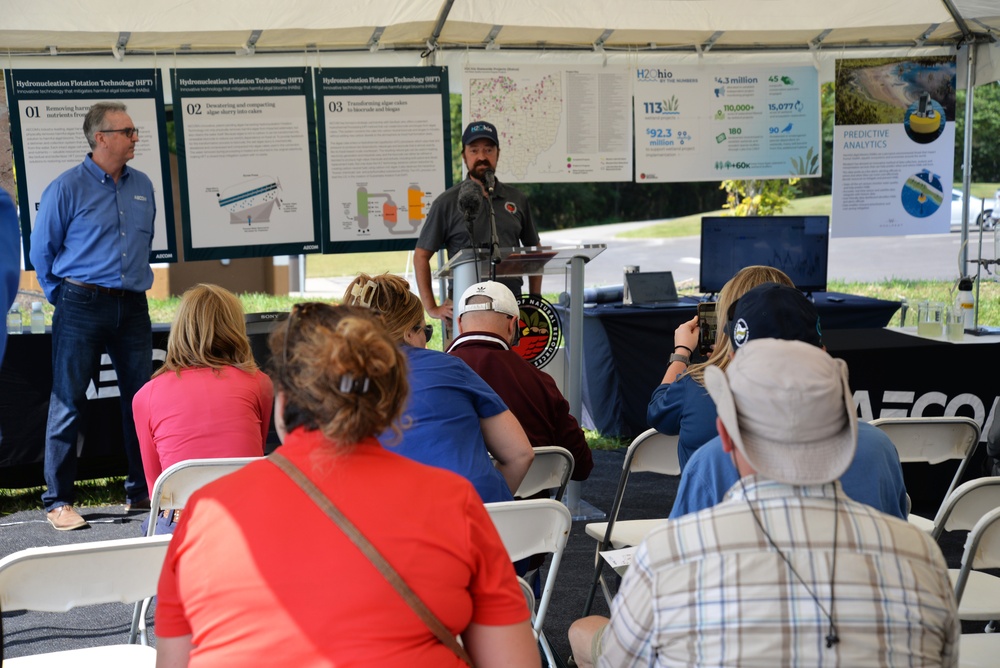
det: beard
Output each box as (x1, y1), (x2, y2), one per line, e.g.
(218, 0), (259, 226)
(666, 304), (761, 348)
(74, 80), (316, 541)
(470, 161), (492, 179)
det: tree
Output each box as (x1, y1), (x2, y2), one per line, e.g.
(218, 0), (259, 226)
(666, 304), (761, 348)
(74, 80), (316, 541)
(953, 82), (1000, 183)
(719, 178), (801, 216)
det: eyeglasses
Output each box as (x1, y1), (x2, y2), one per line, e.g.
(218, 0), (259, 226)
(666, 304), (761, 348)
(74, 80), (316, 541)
(100, 127), (139, 139)
(423, 323), (433, 340)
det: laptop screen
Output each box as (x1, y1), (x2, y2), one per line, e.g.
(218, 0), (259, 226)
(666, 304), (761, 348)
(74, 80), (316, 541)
(625, 271), (678, 304)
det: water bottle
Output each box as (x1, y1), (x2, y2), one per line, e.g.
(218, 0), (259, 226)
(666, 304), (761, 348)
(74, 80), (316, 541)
(956, 277), (975, 331)
(6, 305), (21, 335)
(30, 301), (45, 334)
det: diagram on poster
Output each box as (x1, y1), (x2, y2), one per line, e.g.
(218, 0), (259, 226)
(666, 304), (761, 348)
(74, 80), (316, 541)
(4, 69), (176, 265)
(831, 57), (956, 237)
(173, 68), (321, 260)
(633, 65), (820, 183)
(463, 64), (632, 183)
(317, 67), (450, 252)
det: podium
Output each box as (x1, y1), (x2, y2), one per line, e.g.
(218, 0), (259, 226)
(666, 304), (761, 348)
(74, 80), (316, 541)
(437, 243), (606, 519)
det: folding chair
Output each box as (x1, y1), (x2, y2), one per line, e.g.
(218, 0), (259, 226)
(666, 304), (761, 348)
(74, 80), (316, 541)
(514, 446), (575, 501)
(128, 456), (261, 643)
(0, 535), (172, 666)
(870, 416), (980, 533)
(486, 499), (572, 668)
(952, 506), (1000, 666)
(582, 428), (679, 616)
(925, 476), (1000, 541)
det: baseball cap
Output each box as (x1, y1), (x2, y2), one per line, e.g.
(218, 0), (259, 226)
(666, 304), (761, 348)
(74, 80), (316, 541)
(462, 121), (499, 146)
(457, 281), (519, 318)
(704, 338), (857, 486)
(727, 282), (822, 349)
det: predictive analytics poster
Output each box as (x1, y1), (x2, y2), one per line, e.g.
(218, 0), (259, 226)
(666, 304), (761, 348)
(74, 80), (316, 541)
(316, 67), (450, 254)
(5, 68), (177, 266)
(633, 64), (821, 183)
(463, 64), (633, 183)
(831, 57), (956, 237)
(172, 67), (321, 261)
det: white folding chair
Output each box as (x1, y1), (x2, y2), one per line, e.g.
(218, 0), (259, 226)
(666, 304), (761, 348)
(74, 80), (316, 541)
(0, 535), (172, 667)
(486, 499), (572, 668)
(514, 446), (575, 501)
(128, 456), (261, 643)
(926, 476), (1000, 541)
(582, 428), (679, 615)
(952, 506), (1000, 666)
(870, 416), (980, 533)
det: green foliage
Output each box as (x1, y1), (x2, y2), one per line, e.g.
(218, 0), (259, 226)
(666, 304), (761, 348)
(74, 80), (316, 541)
(720, 178), (801, 216)
(449, 93), (463, 185)
(954, 82), (1000, 182)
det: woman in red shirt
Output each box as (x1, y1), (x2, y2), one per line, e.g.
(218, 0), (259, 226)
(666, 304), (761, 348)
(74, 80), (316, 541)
(155, 303), (538, 667)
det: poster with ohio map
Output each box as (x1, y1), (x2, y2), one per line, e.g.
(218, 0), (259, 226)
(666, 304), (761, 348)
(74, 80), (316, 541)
(463, 64), (632, 183)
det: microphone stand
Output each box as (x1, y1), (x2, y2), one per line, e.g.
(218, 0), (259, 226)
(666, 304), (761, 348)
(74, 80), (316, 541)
(486, 183), (501, 282)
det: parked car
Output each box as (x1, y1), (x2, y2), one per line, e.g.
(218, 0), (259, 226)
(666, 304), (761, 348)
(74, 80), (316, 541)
(951, 188), (996, 232)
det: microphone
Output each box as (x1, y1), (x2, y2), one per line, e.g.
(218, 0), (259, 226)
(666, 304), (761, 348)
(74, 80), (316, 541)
(483, 169), (496, 194)
(458, 179), (482, 223)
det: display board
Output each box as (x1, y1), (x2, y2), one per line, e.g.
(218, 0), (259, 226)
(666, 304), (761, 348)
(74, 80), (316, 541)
(633, 64), (821, 183)
(172, 67), (322, 260)
(316, 67), (451, 253)
(831, 56), (956, 237)
(462, 64), (633, 183)
(5, 68), (177, 266)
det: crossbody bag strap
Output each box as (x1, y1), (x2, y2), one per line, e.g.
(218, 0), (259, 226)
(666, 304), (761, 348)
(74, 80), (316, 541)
(269, 452), (473, 666)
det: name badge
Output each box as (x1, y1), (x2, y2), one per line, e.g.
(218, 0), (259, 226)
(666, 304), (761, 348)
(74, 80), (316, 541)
(134, 195), (148, 201)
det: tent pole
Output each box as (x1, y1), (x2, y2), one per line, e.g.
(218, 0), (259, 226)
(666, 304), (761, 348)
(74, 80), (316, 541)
(960, 42), (977, 276)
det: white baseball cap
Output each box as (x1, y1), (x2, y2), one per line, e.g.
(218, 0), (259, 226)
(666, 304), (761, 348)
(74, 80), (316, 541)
(457, 281), (519, 318)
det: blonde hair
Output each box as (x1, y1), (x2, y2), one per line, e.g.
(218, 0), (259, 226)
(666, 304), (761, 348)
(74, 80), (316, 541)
(153, 283), (257, 378)
(342, 273), (424, 343)
(269, 303), (408, 447)
(684, 265), (794, 385)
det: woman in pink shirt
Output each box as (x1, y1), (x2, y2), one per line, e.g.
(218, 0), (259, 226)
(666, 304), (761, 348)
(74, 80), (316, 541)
(132, 283), (272, 533)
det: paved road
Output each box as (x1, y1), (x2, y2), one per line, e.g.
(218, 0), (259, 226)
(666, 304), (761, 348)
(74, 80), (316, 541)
(304, 222), (991, 297)
(537, 221), (985, 295)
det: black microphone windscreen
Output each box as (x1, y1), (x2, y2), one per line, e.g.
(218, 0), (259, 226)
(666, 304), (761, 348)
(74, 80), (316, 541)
(458, 179), (482, 222)
(483, 169), (496, 192)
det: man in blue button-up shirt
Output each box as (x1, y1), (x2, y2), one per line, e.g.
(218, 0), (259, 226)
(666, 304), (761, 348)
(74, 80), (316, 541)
(30, 101), (155, 530)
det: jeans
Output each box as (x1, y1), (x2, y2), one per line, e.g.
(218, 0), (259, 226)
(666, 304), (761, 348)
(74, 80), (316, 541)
(41, 282), (151, 510)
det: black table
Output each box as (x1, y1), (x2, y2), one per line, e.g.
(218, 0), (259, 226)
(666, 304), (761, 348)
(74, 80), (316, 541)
(556, 292), (902, 439)
(0, 321), (282, 489)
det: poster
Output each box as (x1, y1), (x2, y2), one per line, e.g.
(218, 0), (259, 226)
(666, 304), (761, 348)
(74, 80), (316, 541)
(172, 67), (321, 261)
(633, 64), (821, 183)
(463, 64), (632, 183)
(832, 57), (956, 237)
(316, 67), (450, 253)
(5, 68), (176, 266)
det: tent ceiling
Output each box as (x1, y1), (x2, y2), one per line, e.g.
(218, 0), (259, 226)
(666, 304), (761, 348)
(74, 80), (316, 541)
(1, 1), (997, 57)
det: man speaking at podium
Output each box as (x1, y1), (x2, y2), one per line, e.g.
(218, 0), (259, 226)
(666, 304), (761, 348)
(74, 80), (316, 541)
(414, 120), (541, 322)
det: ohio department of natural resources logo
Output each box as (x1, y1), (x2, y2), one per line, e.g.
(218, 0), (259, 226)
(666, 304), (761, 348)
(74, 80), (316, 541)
(512, 295), (562, 369)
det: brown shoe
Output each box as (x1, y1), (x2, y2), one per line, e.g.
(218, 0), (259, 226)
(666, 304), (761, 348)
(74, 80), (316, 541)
(124, 498), (150, 513)
(46, 505), (89, 531)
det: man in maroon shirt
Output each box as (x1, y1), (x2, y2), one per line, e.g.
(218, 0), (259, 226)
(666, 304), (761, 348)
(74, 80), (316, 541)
(446, 281), (593, 484)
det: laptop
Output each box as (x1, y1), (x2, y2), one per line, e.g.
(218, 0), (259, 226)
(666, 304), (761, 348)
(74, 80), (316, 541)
(624, 271), (680, 307)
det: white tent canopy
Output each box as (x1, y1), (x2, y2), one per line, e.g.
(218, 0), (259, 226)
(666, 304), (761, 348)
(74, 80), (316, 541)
(0, 1), (997, 53)
(1, 1), (997, 74)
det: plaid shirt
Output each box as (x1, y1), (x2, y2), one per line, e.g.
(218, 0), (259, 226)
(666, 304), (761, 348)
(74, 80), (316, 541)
(600, 478), (959, 667)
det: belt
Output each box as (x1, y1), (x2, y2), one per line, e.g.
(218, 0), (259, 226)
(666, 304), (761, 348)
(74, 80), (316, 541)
(64, 278), (129, 297)
(159, 508), (182, 524)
